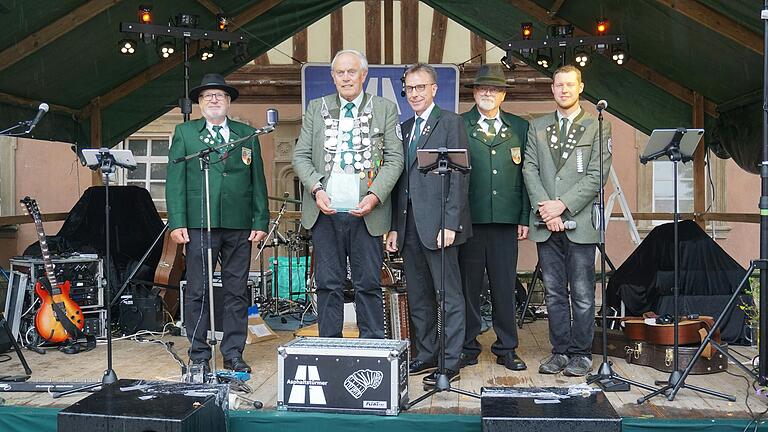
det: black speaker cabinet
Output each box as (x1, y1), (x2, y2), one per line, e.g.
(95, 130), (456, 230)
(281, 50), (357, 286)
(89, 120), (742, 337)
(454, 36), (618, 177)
(481, 387), (621, 432)
(58, 379), (227, 432)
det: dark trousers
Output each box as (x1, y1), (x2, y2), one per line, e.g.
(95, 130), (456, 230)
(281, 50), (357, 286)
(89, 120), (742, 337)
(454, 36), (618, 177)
(459, 224), (520, 358)
(402, 209), (465, 371)
(537, 232), (596, 357)
(185, 228), (252, 362)
(312, 213), (384, 338)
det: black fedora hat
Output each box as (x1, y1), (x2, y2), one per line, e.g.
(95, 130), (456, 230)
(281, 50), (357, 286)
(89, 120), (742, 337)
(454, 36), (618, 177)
(464, 64), (514, 89)
(189, 73), (239, 103)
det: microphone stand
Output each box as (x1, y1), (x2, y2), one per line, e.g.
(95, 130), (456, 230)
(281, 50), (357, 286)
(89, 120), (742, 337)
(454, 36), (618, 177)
(586, 105), (656, 393)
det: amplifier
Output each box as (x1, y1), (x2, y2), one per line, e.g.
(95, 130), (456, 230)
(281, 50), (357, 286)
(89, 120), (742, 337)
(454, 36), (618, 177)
(481, 387), (621, 432)
(277, 337), (409, 416)
(83, 309), (107, 338)
(58, 379), (228, 432)
(9, 256), (103, 308)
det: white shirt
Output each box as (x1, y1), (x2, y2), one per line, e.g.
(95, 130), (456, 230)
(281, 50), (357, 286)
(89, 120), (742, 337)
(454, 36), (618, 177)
(206, 119), (230, 143)
(478, 113), (502, 134)
(410, 103), (436, 139)
(555, 106), (582, 134)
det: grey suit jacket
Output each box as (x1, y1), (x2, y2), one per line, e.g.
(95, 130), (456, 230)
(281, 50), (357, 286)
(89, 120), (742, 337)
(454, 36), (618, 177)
(390, 105), (472, 251)
(292, 93), (404, 236)
(522, 108), (612, 244)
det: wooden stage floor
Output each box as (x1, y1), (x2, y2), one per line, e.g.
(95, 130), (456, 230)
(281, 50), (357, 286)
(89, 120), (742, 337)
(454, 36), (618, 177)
(1, 319), (764, 419)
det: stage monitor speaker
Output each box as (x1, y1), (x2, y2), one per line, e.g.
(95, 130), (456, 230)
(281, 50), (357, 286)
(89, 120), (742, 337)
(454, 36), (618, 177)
(58, 379), (227, 432)
(481, 387), (621, 432)
(118, 295), (164, 334)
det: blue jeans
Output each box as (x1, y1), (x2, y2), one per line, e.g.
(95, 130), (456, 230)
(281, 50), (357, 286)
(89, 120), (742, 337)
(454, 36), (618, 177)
(537, 232), (596, 357)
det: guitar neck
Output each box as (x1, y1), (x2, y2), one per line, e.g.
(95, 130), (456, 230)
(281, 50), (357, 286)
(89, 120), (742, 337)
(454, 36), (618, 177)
(33, 218), (59, 293)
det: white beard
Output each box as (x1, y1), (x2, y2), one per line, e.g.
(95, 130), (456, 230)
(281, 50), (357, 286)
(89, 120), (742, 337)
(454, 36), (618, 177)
(477, 98), (496, 113)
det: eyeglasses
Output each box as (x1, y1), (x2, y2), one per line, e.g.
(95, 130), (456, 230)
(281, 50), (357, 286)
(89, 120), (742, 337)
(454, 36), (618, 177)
(475, 86), (504, 95)
(200, 92), (228, 101)
(333, 69), (360, 78)
(404, 83), (434, 94)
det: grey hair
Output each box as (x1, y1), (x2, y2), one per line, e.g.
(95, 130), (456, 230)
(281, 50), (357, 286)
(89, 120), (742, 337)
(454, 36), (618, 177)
(404, 63), (437, 83)
(331, 49), (369, 72)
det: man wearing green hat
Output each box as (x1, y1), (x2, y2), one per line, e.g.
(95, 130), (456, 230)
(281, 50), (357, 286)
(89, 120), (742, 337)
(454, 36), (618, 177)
(459, 64), (530, 371)
(166, 73), (269, 375)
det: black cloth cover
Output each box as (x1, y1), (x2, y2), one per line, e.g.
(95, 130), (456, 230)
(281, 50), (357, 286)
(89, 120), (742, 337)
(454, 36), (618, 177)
(607, 220), (749, 343)
(24, 186), (164, 296)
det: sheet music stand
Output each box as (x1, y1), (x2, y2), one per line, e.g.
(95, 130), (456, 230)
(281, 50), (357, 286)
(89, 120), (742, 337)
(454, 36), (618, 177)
(636, 128), (734, 403)
(404, 147), (476, 409)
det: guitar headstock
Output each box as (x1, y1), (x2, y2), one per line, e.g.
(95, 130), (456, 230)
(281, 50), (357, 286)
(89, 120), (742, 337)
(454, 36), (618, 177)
(20, 196), (41, 222)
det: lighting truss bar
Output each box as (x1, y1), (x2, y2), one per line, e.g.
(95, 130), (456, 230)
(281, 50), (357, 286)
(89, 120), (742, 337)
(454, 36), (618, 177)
(120, 22), (247, 44)
(503, 34), (625, 51)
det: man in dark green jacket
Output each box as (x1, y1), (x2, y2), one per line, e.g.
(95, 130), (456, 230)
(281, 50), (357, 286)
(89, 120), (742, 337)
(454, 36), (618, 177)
(459, 64), (530, 371)
(166, 73), (269, 374)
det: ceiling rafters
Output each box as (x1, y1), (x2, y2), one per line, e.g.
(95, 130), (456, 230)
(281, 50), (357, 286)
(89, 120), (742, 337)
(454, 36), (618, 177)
(196, 0), (222, 15)
(90, 0), (285, 116)
(0, 0), (121, 74)
(656, 0), (762, 55)
(506, 0), (717, 117)
(0, 91), (79, 117)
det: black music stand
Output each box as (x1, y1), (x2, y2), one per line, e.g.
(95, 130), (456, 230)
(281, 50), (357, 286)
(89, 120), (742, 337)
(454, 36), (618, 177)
(403, 147), (479, 409)
(636, 128), (734, 403)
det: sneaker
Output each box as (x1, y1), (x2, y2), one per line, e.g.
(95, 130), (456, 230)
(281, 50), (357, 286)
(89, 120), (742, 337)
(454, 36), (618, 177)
(563, 356), (593, 377)
(538, 353), (569, 374)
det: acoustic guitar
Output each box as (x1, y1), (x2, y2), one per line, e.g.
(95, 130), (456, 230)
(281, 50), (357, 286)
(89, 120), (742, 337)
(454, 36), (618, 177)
(154, 229), (184, 317)
(20, 196), (84, 343)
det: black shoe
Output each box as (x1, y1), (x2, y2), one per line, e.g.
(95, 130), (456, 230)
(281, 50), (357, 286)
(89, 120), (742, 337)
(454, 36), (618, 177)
(422, 369), (460, 386)
(496, 353), (527, 371)
(223, 357), (252, 373)
(409, 359), (437, 375)
(190, 358), (211, 376)
(459, 352), (479, 369)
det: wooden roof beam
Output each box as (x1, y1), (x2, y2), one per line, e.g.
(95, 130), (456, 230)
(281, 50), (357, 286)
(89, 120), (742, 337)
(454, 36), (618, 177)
(507, 0), (717, 117)
(0, 0), (121, 73)
(0, 91), (80, 117)
(656, 0), (762, 55)
(428, 10), (448, 63)
(196, 0), (223, 15)
(93, 0), (284, 113)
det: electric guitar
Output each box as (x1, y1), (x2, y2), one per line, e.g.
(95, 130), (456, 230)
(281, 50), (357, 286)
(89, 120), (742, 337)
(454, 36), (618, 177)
(20, 196), (84, 343)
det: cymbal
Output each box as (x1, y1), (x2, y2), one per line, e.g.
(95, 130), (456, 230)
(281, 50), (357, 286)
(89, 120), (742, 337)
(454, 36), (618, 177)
(268, 195), (302, 205)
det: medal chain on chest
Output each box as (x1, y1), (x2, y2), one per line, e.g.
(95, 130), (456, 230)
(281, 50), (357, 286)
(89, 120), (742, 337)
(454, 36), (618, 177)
(321, 98), (376, 176)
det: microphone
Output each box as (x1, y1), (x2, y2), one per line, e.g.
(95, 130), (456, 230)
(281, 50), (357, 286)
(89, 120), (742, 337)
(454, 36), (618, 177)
(266, 108), (278, 126)
(596, 100), (608, 111)
(535, 220), (577, 230)
(28, 103), (49, 132)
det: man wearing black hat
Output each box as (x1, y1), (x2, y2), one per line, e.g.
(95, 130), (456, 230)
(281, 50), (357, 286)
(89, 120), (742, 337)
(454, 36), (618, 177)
(166, 73), (269, 374)
(459, 64), (529, 371)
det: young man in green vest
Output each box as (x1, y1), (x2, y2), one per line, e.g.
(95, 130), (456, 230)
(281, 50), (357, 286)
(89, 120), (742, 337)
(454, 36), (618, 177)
(166, 73), (269, 375)
(459, 64), (530, 371)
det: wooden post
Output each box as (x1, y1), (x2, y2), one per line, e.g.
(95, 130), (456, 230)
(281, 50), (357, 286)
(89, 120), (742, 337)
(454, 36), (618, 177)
(400, 0), (419, 64)
(330, 9), (343, 58)
(384, 0), (393, 64)
(292, 29), (307, 63)
(428, 11), (448, 64)
(471, 34), (486, 64)
(693, 91), (705, 229)
(365, 0), (381, 64)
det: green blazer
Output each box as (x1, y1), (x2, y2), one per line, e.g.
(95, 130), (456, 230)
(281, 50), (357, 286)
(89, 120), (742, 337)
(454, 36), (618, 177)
(166, 118), (269, 231)
(462, 106), (530, 225)
(522, 108), (612, 244)
(292, 93), (404, 236)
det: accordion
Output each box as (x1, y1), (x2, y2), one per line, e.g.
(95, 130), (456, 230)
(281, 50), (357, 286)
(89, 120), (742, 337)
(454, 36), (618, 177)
(382, 286), (409, 341)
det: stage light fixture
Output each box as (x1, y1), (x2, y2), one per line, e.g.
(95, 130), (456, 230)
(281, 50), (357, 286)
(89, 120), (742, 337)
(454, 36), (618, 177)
(552, 24), (573, 39)
(138, 5), (152, 24)
(175, 13), (199, 28)
(521, 22), (533, 40)
(201, 45), (215, 61)
(158, 40), (176, 59)
(574, 47), (590, 67)
(536, 49), (552, 69)
(217, 14), (229, 31)
(611, 46), (627, 65)
(118, 38), (137, 55)
(500, 56), (515, 71)
(596, 18), (608, 35)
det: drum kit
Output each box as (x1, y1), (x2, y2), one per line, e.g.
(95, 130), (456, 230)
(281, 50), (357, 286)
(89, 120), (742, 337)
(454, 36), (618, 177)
(257, 195), (408, 337)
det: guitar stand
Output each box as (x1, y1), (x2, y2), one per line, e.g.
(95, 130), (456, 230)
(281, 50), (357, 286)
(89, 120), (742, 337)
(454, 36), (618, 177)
(0, 314), (31, 381)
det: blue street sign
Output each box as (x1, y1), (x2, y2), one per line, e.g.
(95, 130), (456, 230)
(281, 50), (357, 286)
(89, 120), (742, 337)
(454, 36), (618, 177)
(301, 64), (460, 123)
